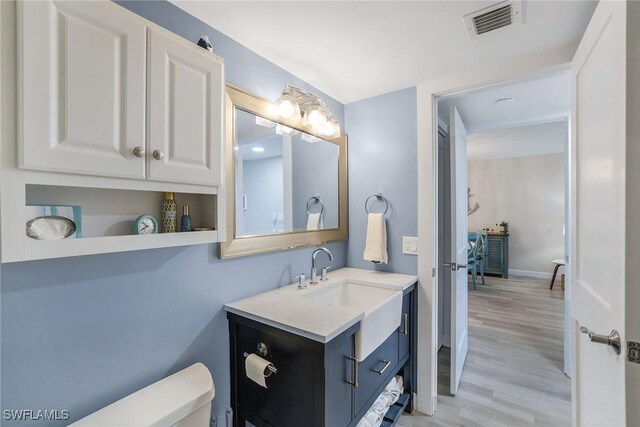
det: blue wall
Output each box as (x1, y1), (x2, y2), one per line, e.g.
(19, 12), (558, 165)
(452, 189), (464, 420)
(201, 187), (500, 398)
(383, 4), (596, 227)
(1, 1), (346, 425)
(345, 88), (418, 275)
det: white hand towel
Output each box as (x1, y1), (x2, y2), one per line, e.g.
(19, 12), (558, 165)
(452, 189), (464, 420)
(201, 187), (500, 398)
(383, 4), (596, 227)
(363, 213), (388, 264)
(306, 213), (322, 230)
(355, 416), (373, 427)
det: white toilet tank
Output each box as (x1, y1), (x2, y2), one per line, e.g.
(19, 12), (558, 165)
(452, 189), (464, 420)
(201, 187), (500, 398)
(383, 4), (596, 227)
(70, 363), (215, 427)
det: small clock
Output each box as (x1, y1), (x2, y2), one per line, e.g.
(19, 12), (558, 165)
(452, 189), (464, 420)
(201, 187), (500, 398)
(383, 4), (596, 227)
(134, 215), (158, 235)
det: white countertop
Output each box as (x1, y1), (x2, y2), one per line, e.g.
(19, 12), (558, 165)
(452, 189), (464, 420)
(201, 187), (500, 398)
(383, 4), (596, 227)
(224, 268), (418, 343)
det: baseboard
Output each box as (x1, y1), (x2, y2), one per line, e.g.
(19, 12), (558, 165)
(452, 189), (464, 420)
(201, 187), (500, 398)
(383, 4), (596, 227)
(508, 269), (553, 279)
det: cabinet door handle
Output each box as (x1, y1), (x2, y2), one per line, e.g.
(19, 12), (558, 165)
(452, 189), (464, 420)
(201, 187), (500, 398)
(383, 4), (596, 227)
(153, 150), (164, 160)
(347, 356), (358, 387)
(373, 359), (391, 375)
(402, 313), (409, 335)
(133, 146), (145, 158)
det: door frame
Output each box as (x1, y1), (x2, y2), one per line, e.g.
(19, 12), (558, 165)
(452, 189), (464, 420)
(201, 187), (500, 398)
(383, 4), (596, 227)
(415, 46), (575, 415)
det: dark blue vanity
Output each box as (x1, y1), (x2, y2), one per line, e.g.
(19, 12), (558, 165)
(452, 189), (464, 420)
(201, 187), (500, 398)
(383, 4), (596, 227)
(228, 283), (416, 427)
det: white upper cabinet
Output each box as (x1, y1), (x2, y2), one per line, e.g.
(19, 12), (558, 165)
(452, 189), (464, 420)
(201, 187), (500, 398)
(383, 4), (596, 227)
(19, 1), (146, 179)
(147, 29), (224, 186)
(18, 1), (224, 187)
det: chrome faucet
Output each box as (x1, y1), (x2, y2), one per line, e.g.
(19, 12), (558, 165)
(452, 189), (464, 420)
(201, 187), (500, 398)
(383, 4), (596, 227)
(311, 247), (333, 285)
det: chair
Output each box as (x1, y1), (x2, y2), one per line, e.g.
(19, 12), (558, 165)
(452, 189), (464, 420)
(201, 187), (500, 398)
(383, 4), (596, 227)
(475, 231), (488, 285)
(550, 258), (565, 290)
(467, 232), (479, 289)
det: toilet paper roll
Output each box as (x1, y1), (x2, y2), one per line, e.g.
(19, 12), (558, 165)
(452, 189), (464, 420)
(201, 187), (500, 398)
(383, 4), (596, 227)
(245, 353), (274, 388)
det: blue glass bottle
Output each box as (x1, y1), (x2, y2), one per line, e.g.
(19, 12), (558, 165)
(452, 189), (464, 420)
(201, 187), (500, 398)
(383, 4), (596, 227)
(180, 205), (192, 232)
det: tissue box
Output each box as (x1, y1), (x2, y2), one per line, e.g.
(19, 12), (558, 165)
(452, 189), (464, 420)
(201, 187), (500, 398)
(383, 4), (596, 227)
(26, 204), (82, 238)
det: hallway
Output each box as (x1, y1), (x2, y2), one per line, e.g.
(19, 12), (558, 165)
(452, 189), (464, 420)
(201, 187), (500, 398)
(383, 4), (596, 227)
(400, 275), (570, 426)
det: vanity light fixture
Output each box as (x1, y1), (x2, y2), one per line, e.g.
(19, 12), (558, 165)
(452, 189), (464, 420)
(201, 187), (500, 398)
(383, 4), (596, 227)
(274, 87), (300, 119)
(303, 102), (327, 128)
(273, 85), (341, 138)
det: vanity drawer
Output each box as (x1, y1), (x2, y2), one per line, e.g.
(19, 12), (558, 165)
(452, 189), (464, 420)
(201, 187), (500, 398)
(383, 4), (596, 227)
(354, 330), (399, 414)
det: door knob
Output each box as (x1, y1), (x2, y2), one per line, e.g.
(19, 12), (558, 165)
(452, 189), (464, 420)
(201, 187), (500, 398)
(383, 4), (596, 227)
(580, 326), (621, 354)
(133, 146), (145, 158)
(152, 150), (164, 160)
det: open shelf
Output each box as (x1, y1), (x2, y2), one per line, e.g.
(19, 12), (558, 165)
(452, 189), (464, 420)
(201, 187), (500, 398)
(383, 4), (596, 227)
(381, 393), (410, 427)
(3, 183), (223, 262)
(24, 230), (218, 261)
(26, 185), (217, 237)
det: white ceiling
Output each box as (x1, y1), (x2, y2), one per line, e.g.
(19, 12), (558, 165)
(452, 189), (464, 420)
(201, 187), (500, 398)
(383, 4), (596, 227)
(467, 120), (565, 161)
(173, 1), (596, 104)
(438, 71), (570, 133)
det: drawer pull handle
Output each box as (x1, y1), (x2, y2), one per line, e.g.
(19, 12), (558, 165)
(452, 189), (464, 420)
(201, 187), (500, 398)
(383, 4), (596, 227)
(402, 313), (409, 335)
(373, 360), (391, 375)
(347, 356), (358, 388)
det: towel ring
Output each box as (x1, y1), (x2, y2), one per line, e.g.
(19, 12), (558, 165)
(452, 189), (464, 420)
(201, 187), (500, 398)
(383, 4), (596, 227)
(365, 193), (389, 216)
(306, 196), (325, 216)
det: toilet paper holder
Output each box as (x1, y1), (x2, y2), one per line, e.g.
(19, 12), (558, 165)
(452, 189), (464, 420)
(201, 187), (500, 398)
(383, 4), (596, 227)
(243, 352), (278, 374)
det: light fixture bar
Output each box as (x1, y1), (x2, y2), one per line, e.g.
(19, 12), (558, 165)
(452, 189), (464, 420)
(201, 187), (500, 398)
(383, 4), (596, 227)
(273, 84), (341, 138)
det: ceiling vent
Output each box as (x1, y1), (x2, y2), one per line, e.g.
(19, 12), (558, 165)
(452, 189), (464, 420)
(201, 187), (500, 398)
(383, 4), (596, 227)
(464, 1), (523, 39)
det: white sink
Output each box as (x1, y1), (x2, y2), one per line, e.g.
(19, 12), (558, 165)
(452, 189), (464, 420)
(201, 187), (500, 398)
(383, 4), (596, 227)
(304, 281), (403, 360)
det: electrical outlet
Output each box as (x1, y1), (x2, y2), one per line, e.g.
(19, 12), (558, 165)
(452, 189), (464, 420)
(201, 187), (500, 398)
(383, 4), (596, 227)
(402, 236), (418, 255)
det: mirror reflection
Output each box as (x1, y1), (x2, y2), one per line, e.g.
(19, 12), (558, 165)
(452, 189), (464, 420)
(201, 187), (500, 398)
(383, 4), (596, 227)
(234, 109), (339, 237)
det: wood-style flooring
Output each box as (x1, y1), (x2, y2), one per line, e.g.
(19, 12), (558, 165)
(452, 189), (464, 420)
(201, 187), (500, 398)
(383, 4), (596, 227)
(399, 275), (570, 427)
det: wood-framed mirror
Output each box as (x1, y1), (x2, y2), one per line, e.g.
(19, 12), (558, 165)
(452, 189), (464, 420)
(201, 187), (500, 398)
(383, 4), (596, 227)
(220, 84), (348, 258)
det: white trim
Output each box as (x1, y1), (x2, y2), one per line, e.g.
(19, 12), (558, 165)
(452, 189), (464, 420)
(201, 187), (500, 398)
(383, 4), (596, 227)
(508, 269), (555, 280)
(563, 115), (572, 378)
(442, 334), (451, 348)
(416, 44), (575, 416)
(437, 117), (449, 134)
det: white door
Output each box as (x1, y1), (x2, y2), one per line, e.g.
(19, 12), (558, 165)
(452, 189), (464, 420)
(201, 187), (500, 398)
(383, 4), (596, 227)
(147, 28), (224, 186)
(19, 1), (146, 179)
(449, 106), (468, 395)
(571, 1), (628, 425)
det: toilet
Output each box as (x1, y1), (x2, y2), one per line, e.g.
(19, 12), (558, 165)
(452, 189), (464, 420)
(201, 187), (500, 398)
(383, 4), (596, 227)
(70, 363), (215, 427)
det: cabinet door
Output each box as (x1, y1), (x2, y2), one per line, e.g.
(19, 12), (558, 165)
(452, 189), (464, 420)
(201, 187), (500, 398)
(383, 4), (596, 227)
(398, 291), (411, 361)
(234, 323), (322, 427)
(147, 28), (224, 186)
(19, 1), (146, 179)
(485, 236), (504, 274)
(325, 337), (355, 427)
